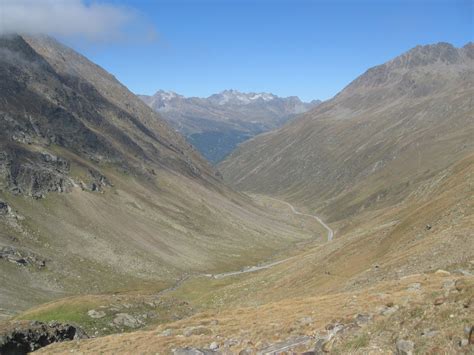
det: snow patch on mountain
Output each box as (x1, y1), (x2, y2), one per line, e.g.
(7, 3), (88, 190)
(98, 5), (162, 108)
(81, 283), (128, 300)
(211, 90), (277, 105)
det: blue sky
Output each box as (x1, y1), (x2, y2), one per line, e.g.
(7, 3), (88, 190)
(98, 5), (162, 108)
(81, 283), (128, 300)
(61, 0), (472, 101)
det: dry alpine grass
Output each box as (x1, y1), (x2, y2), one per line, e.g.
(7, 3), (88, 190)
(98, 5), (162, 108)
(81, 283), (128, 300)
(36, 273), (473, 354)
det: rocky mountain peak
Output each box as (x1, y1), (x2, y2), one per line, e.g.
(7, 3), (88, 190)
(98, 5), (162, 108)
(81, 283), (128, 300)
(389, 42), (462, 69)
(208, 90), (278, 105)
(343, 42), (472, 93)
(462, 42), (474, 59)
(142, 90), (185, 111)
(153, 90), (182, 101)
(139, 89), (319, 163)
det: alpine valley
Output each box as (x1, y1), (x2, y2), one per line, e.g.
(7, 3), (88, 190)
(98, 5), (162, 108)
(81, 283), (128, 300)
(0, 34), (473, 354)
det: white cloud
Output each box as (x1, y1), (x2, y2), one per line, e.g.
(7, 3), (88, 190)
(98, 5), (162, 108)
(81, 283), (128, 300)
(0, 0), (155, 42)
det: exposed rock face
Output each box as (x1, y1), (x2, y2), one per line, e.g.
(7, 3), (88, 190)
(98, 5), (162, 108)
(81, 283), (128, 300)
(0, 246), (46, 268)
(80, 169), (112, 192)
(0, 321), (87, 354)
(0, 148), (72, 198)
(0, 34), (218, 199)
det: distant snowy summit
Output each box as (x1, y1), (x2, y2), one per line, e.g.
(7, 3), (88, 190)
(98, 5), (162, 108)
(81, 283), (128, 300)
(209, 89), (278, 105)
(141, 89), (318, 110)
(139, 89), (320, 163)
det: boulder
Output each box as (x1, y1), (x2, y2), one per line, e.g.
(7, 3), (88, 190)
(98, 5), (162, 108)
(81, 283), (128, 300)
(0, 200), (11, 215)
(421, 328), (438, 337)
(299, 316), (314, 325)
(84, 169), (112, 192)
(0, 321), (87, 353)
(183, 326), (212, 337)
(87, 309), (106, 319)
(160, 329), (173, 337)
(354, 313), (371, 325)
(396, 339), (414, 355)
(381, 305), (399, 316)
(407, 283), (421, 292)
(112, 313), (142, 328)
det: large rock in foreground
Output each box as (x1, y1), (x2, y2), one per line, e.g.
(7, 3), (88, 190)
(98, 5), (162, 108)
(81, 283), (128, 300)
(0, 320), (87, 354)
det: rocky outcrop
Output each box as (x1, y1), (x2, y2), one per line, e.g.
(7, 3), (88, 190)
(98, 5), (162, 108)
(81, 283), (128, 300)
(111, 313), (143, 329)
(0, 200), (11, 216)
(0, 321), (88, 354)
(79, 168), (112, 192)
(0, 34), (219, 201)
(0, 148), (73, 198)
(0, 246), (46, 268)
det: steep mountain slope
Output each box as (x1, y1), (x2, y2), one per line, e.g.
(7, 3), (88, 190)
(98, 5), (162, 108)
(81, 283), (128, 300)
(139, 90), (320, 163)
(220, 42), (474, 222)
(35, 156), (474, 353)
(33, 42), (474, 353)
(0, 35), (314, 318)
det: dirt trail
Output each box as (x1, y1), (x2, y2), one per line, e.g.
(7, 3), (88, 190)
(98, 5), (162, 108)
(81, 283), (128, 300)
(209, 197), (333, 279)
(267, 197), (334, 241)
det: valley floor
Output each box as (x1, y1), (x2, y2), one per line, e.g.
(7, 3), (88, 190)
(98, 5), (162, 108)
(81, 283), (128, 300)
(5, 185), (474, 354)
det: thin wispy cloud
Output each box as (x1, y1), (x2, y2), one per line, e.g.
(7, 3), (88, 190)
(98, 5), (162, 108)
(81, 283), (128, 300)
(0, 0), (157, 42)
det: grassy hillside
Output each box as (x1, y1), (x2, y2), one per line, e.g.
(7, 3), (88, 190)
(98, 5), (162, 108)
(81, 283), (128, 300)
(0, 35), (315, 318)
(29, 152), (473, 353)
(219, 43), (474, 222)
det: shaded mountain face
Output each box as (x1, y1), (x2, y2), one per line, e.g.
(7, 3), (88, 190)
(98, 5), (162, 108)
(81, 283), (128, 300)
(0, 34), (218, 192)
(0, 35), (313, 317)
(139, 90), (320, 163)
(220, 42), (474, 221)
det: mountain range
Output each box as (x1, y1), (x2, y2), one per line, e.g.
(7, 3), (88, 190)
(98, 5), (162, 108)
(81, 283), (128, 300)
(0, 36), (473, 354)
(139, 90), (320, 163)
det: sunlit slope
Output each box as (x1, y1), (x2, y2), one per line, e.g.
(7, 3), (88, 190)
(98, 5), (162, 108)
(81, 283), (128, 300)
(34, 153), (473, 354)
(220, 43), (474, 222)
